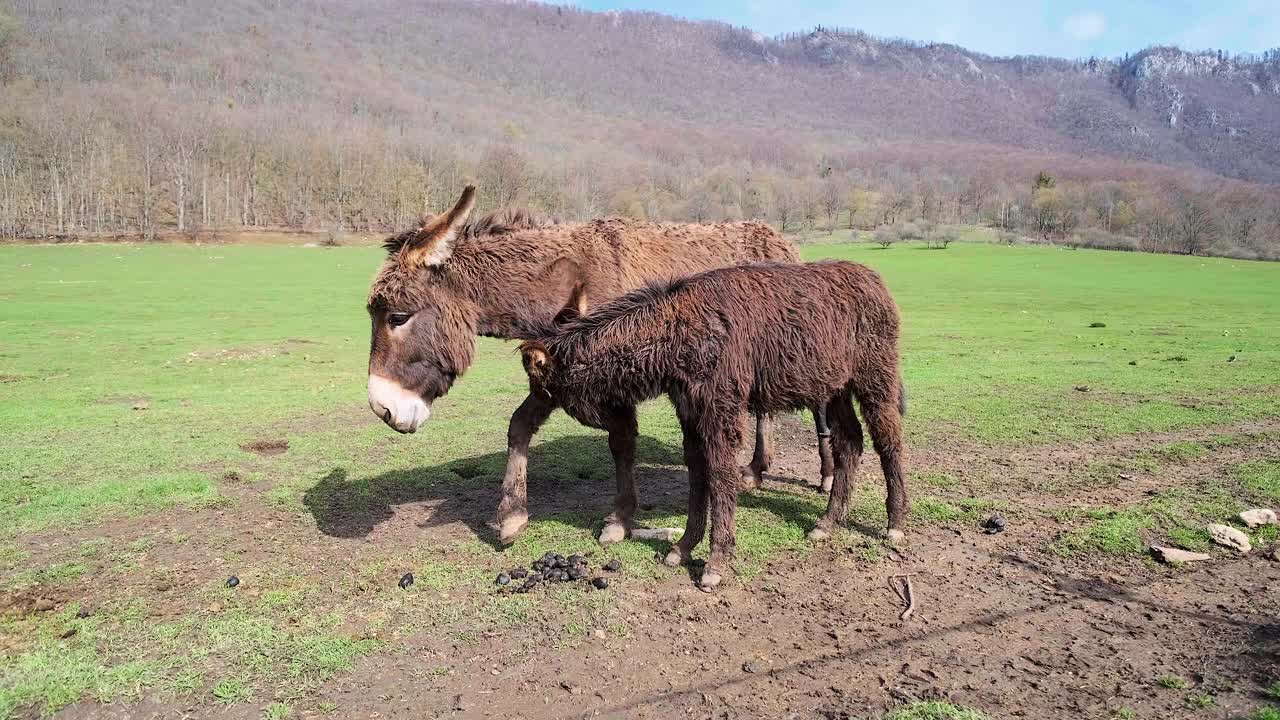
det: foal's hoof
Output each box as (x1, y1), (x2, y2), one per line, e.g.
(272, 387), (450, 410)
(598, 522), (628, 546)
(498, 512), (529, 546)
(698, 568), (723, 592)
(663, 548), (688, 567)
(885, 528), (907, 547)
(819, 475), (834, 493)
(806, 526), (831, 542)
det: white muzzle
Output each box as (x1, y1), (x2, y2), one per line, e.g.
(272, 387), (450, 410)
(368, 374), (431, 433)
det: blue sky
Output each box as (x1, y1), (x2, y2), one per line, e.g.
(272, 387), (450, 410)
(574, 1), (1280, 59)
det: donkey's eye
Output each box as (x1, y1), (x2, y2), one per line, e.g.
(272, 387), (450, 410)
(388, 313), (413, 328)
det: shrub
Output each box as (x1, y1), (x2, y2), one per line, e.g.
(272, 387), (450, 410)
(926, 227), (958, 249)
(873, 227), (896, 248)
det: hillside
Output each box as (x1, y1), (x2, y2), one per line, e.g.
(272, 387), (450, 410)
(0, 0), (1277, 249)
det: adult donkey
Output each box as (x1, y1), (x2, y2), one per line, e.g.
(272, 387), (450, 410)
(364, 185), (834, 545)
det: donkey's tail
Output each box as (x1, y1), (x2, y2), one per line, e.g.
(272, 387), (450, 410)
(898, 378), (908, 417)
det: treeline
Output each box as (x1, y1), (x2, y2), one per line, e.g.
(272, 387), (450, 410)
(3, 101), (1277, 260)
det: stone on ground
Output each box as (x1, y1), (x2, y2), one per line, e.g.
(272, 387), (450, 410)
(1238, 508), (1277, 528)
(1207, 524), (1251, 554)
(1149, 545), (1211, 564)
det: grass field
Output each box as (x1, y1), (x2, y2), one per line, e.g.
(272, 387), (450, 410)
(1, 239), (1278, 718)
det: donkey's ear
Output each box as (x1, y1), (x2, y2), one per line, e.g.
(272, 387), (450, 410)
(552, 281), (588, 326)
(402, 185), (477, 268)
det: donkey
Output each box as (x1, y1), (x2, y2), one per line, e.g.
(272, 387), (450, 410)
(365, 186), (836, 546)
(520, 260), (908, 590)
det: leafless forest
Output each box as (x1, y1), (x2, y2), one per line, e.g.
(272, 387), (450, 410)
(1, 0), (1278, 258)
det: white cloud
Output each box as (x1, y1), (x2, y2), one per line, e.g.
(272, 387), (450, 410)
(1063, 11), (1106, 42)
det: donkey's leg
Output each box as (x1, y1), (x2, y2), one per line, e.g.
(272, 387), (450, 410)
(701, 430), (741, 591)
(808, 392), (864, 541)
(665, 410), (709, 567)
(599, 407), (639, 546)
(739, 413), (772, 491)
(855, 375), (909, 545)
(496, 392), (556, 545)
(814, 404), (836, 493)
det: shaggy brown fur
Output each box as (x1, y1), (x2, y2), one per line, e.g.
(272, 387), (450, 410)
(522, 261), (908, 590)
(365, 186), (830, 546)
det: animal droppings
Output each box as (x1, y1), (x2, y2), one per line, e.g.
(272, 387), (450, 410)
(225, 575), (240, 588)
(509, 567), (528, 579)
(1089, 322), (1106, 328)
(982, 514), (1006, 534)
(500, 551), (604, 593)
(592, 577), (609, 590)
(496, 572), (511, 586)
(398, 573), (414, 590)
(603, 559), (621, 572)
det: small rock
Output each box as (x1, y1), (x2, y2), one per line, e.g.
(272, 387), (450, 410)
(495, 572), (511, 586)
(1089, 322), (1106, 328)
(591, 577), (609, 590)
(1239, 509), (1277, 528)
(1128, 360), (1138, 366)
(982, 514), (1006, 534)
(32, 598), (55, 612)
(397, 572), (414, 590)
(75, 607), (91, 619)
(1073, 385), (1090, 392)
(1269, 548), (1279, 562)
(603, 558), (621, 572)
(1119, 473), (1135, 481)
(1150, 545), (1211, 564)
(132, 399), (150, 410)
(742, 661), (760, 673)
(1207, 524), (1251, 554)
(225, 575), (240, 589)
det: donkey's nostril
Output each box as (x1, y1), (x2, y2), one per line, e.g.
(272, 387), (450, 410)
(382, 408), (392, 424)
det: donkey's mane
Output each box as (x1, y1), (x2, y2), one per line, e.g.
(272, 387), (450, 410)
(382, 208), (560, 253)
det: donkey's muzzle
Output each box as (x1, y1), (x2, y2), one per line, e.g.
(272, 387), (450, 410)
(368, 374), (431, 433)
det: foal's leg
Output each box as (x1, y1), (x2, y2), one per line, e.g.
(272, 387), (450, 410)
(739, 413), (772, 491)
(700, 430), (741, 591)
(496, 392), (556, 545)
(855, 375), (909, 545)
(664, 410), (709, 567)
(814, 404), (836, 493)
(807, 392), (864, 541)
(599, 407), (639, 546)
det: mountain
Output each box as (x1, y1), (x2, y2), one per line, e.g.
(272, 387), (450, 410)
(0, 0), (1277, 242)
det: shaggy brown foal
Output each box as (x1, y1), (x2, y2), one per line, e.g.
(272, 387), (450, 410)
(522, 261), (907, 590)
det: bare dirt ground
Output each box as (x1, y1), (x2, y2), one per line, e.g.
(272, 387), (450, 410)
(14, 418), (1280, 720)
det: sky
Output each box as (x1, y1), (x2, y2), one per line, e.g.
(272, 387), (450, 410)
(574, 0), (1280, 59)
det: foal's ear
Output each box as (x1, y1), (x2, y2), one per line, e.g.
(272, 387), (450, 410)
(519, 341), (554, 386)
(401, 185), (477, 268)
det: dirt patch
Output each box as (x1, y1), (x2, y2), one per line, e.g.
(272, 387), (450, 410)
(0, 374), (24, 383)
(239, 439), (289, 456)
(95, 394), (150, 408)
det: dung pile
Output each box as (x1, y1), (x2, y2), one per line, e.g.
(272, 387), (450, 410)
(497, 551), (616, 593)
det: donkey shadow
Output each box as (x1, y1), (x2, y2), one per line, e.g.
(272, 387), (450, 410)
(302, 433), (854, 550)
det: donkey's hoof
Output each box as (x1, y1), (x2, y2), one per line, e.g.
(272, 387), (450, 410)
(598, 522), (628, 546)
(885, 528), (906, 546)
(663, 548), (687, 567)
(807, 526), (831, 542)
(498, 512), (529, 546)
(698, 568), (723, 591)
(739, 466), (764, 492)
(819, 475), (834, 493)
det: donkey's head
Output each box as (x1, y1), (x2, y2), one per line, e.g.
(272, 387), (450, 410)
(366, 186), (479, 433)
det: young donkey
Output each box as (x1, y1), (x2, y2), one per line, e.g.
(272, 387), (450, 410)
(365, 186), (836, 546)
(522, 261), (908, 590)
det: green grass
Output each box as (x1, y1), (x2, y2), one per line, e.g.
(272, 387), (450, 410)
(883, 701), (988, 720)
(1050, 484), (1242, 557)
(1, 241), (1278, 716)
(1158, 675), (1190, 690)
(1254, 708), (1280, 720)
